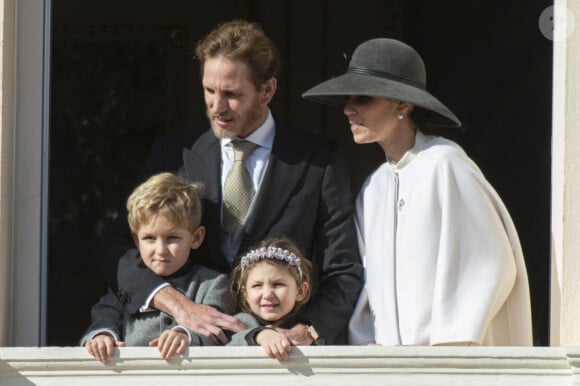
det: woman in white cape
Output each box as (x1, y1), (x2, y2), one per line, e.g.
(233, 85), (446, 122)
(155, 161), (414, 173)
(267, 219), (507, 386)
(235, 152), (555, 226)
(302, 38), (532, 346)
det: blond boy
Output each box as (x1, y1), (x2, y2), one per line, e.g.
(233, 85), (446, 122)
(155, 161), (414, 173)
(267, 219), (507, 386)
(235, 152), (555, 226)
(81, 173), (235, 363)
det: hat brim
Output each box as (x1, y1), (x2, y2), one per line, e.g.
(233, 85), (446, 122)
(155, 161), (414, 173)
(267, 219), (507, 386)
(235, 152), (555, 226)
(302, 72), (461, 128)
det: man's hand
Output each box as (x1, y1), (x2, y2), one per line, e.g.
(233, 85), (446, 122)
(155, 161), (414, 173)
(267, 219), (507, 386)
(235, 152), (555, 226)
(85, 334), (126, 364)
(274, 323), (314, 346)
(151, 286), (246, 344)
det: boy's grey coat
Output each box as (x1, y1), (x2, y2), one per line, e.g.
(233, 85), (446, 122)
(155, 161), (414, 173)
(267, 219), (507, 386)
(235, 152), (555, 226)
(81, 257), (235, 347)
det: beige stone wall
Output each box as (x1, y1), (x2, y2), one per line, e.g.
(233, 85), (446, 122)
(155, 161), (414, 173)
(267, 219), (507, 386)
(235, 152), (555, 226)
(11, 0), (45, 346)
(0, 346), (576, 386)
(0, 0), (15, 347)
(0, 0), (45, 346)
(551, 0), (580, 346)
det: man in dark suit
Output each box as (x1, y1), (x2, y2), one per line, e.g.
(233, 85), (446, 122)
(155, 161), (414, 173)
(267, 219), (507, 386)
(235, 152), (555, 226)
(99, 20), (362, 345)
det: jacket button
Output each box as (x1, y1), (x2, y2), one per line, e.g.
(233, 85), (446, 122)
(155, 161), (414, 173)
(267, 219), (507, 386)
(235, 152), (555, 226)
(116, 291), (129, 303)
(398, 199), (405, 210)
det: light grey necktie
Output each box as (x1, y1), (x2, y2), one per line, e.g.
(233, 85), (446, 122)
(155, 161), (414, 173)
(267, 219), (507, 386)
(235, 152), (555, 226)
(223, 140), (257, 234)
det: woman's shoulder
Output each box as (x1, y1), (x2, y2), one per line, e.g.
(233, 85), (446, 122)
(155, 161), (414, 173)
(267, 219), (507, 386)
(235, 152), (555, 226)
(416, 135), (485, 183)
(418, 135), (476, 167)
(421, 135), (466, 157)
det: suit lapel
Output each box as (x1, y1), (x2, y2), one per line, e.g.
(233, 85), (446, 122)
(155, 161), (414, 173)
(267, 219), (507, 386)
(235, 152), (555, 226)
(181, 131), (229, 270)
(182, 130), (221, 203)
(244, 127), (312, 241)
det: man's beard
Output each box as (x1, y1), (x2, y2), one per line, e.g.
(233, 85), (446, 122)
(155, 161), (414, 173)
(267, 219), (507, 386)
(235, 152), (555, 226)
(208, 101), (264, 139)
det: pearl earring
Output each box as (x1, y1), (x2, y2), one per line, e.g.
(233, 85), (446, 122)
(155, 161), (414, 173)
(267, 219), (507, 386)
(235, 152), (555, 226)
(397, 112), (404, 120)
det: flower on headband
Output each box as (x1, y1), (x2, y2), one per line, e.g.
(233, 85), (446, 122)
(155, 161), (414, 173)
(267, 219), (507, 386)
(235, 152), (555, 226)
(240, 246), (303, 280)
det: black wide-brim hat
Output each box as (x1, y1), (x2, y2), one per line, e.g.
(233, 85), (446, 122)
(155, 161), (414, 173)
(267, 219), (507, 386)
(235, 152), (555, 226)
(302, 38), (461, 128)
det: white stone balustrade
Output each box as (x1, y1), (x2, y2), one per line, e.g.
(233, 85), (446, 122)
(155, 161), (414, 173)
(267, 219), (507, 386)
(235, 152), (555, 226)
(1, 346), (580, 385)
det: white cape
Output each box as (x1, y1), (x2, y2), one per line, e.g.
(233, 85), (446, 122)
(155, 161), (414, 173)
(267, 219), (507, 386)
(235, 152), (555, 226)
(349, 132), (533, 346)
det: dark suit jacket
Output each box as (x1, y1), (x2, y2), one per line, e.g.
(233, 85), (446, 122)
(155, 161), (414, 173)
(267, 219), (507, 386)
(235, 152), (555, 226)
(98, 126), (363, 344)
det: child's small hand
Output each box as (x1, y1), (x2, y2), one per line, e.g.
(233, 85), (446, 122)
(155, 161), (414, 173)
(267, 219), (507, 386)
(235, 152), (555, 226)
(85, 334), (126, 364)
(149, 329), (188, 360)
(255, 328), (293, 360)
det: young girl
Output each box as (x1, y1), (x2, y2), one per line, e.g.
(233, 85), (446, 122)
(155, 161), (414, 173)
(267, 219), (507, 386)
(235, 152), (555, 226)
(228, 238), (317, 360)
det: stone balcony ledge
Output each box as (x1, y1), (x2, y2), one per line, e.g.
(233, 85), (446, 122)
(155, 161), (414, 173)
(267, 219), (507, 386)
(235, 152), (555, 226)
(1, 345), (579, 385)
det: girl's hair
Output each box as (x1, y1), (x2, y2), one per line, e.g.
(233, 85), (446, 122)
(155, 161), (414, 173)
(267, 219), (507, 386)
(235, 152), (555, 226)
(126, 172), (204, 234)
(230, 238), (312, 322)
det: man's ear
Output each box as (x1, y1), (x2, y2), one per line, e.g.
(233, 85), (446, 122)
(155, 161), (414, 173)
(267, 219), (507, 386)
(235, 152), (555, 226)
(191, 226), (206, 249)
(260, 77), (277, 105)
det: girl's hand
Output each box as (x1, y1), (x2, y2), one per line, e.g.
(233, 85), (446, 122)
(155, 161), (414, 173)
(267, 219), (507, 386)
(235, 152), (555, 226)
(85, 334), (126, 364)
(149, 329), (189, 360)
(255, 328), (293, 360)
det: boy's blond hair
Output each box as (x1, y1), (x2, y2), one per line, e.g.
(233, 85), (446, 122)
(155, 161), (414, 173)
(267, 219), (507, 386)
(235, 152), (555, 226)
(127, 172), (203, 233)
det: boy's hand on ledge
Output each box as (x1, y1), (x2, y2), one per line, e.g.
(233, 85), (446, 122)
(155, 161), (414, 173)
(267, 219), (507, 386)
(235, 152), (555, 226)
(86, 334), (125, 364)
(149, 330), (188, 360)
